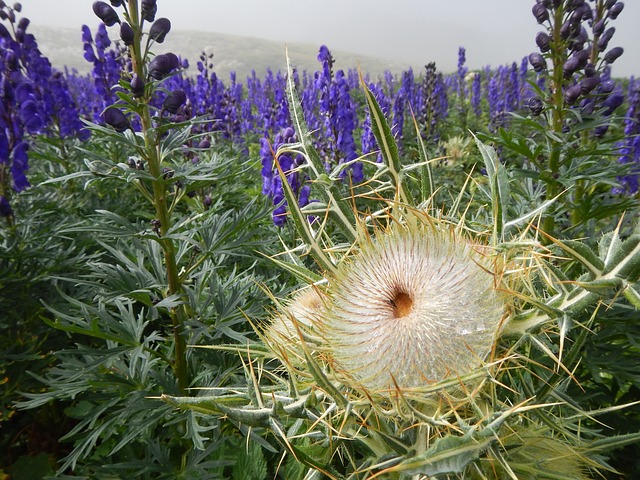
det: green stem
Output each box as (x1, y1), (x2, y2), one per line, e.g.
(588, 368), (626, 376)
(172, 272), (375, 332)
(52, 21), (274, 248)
(127, 0), (189, 394)
(542, 5), (567, 239)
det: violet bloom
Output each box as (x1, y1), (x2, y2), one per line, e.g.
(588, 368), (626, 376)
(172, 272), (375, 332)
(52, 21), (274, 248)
(0, 6), (88, 215)
(315, 45), (361, 182)
(457, 46), (468, 100)
(471, 72), (482, 117)
(614, 78), (639, 194)
(259, 127), (310, 227)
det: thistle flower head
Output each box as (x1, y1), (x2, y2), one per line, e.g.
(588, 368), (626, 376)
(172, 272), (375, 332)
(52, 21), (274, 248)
(324, 223), (506, 392)
(263, 287), (327, 367)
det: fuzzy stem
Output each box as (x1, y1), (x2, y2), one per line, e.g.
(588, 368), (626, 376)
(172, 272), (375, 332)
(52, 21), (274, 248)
(127, 0), (189, 394)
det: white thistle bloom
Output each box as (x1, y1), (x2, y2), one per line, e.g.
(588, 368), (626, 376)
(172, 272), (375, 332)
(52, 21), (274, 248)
(325, 224), (506, 392)
(264, 287), (327, 365)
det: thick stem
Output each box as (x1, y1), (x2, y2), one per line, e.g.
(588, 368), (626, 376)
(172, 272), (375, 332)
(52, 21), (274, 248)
(127, 0), (189, 394)
(543, 5), (567, 238)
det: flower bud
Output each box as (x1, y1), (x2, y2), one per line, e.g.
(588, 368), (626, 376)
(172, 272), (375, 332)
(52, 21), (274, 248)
(564, 84), (582, 104)
(563, 49), (589, 77)
(5, 50), (17, 70)
(608, 1), (624, 19)
(528, 52), (547, 72)
(580, 98), (594, 115)
(283, 127), (295, 139)
(130, 73), (145, 96)
(109, 0), (122, 5)
(602, 92), (623, 115)
(92, 1), (120, 26)
(0, 196), (13, 217)
(579, 76), (600, 95)
(594, 125), (609, 137)
(526, 97), (544, 116)
(535, 31), (551, 52)
(12, 2), (21, 12)
(584, 63), (596, 77)
(569, 26), (588, 52)
(592, 19), (605, 36)
(148, 52), (180, 80)
(141, 0), (157, 22)
(560, 20), (573, 40)
(604, 46), (623, 63)
(162, 89), (186, 114)
(605, 0), (617, 7)
(17, 17), (28, 30)
(597, 27), (615, 50)
(532, 3), (549, 23)
(149, 17), (171, 43)
(600, 80), (615, 94)
(563, 57), (580, 77)
(103, 107), (130, 132)
(197, 139), (211, 149)
(119, 22), (134, 45)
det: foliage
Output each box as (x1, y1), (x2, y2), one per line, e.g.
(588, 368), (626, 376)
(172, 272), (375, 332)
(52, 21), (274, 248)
(0, 0), (638, 478)
(163, 53), (640, 479)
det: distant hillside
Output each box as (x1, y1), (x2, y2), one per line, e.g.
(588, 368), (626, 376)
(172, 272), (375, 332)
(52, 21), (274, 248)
(31, 25), (414, 81)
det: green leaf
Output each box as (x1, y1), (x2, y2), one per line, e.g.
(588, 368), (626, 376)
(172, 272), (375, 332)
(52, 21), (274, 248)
(472, 134), (509, 243)
(266, 254), (325, 285)
(623, 282), (640, 308)
(274, 158), (338, 275)
(358, 69), (407, 204)
(391, 433), (492, 476)
(232, 441), (268, 480)
(409, 108), (435, 206)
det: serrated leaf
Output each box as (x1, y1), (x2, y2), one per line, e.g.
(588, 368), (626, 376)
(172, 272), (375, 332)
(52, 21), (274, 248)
(232, 441), (267, 480)
(550, 239), (605, 275)
(390, 433), (491, 476)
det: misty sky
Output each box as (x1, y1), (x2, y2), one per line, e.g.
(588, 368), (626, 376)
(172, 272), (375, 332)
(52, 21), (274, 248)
(22, 0), (640, 77)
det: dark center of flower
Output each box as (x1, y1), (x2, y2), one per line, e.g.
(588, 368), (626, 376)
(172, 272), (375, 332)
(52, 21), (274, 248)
(390, 291), (413, 318)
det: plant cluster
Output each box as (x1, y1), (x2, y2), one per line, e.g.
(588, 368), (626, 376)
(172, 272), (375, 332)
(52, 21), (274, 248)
(0, 0), (638, 478)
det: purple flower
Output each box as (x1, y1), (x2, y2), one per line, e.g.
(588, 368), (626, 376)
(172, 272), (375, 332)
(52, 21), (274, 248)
(0, 196), (13, 217)
(532, 3), (549, 23)
(604, 46), (624, 64)
(103, 107), (130, 132)
(149, 18), (171, 44)
(92, 1), (120, 26)
(141, 0), (157, 22)
(119, 22), (134, 46)
(11, 141), (30, 192)
(528, 52), (547, 72)
(162, 89), (186, 115)
(148, 52), (180, 80)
